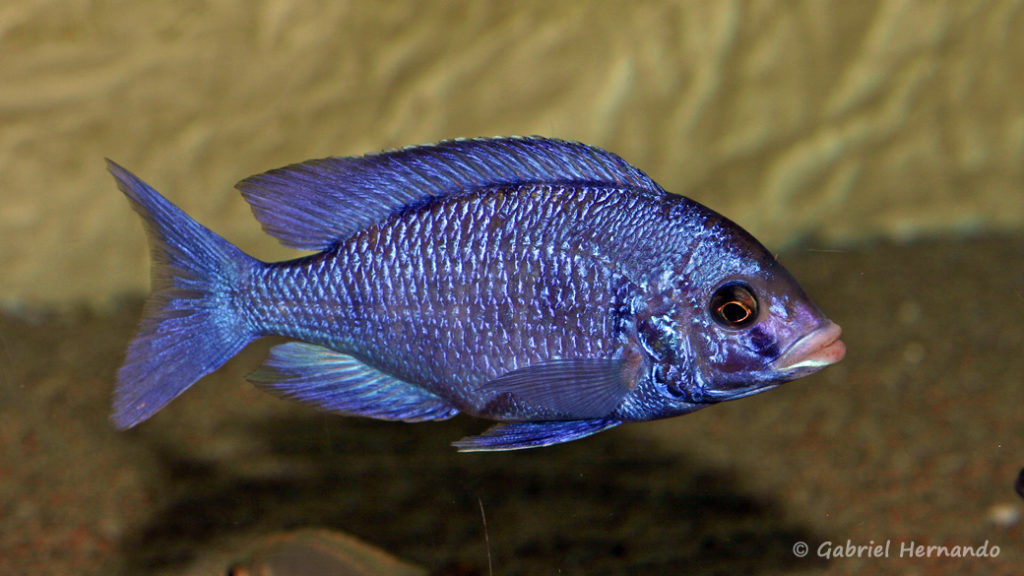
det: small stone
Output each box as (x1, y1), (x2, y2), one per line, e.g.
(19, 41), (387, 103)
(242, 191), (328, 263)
(987, 503), (1020, 528)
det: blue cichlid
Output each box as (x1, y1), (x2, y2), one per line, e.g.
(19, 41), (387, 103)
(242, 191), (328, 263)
(108, 137), (845, 451)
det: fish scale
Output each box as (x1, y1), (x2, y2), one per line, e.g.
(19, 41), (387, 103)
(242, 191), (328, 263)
(246, 186), (634, 407)
(364, 193), (622, 393)
(106, 137), (844, 450)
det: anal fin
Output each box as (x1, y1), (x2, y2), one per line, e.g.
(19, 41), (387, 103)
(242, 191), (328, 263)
(452, 419), (621, 452)
(249, 342), (459, 422)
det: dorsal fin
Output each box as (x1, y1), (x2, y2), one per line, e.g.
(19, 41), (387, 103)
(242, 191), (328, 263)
(236, 137), (662, 251)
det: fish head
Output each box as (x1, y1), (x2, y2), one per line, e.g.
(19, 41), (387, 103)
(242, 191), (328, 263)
(664, 215), (845, 404)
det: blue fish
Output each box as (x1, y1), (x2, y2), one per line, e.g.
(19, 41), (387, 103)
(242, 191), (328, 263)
(108, 137), (845, 451)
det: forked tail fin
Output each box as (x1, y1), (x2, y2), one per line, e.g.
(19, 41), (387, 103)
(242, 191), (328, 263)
(107, 160), (259, 428)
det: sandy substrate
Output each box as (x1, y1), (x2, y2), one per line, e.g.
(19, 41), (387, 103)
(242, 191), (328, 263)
(1, 234), (1022, 575)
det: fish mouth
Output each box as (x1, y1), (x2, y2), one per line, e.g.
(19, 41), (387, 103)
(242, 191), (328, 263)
(772, 321), (846, 373)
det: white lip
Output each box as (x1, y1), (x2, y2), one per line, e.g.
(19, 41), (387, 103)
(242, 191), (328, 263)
(772, 321), (846, 372)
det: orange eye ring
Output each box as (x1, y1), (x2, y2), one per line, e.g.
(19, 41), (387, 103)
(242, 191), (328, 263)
(717, 300), (753, 324)
(710, 283), (759, 329)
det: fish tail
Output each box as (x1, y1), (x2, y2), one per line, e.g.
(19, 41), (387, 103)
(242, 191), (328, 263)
(107, 160), (259, 429)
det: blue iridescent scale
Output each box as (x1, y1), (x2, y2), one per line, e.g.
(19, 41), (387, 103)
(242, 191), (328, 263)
(246, 183), (678, 412)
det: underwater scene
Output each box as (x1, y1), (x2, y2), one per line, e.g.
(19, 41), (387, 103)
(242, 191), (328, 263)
(2, 3), (1022, 575)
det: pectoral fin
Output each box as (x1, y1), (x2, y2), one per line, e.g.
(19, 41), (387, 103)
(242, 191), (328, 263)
(479, 358), (632, 419)
(452, 419), (622, 452)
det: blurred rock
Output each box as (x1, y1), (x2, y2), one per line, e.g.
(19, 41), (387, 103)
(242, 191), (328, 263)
(228, 529), (425, 576)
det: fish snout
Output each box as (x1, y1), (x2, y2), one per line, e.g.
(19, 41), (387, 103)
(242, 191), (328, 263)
(772, 320), (846, 373)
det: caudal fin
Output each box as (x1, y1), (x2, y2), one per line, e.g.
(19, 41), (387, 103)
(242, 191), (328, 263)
(108, 160), (258, 429)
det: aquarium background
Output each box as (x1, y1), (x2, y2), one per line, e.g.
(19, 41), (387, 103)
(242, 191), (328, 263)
(1, 2), (1022, 575)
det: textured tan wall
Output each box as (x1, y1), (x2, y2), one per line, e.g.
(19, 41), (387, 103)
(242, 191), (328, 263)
(2, 1), (1022, 307)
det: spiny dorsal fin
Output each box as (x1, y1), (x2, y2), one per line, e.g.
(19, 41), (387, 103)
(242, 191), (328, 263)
(236, 137), (662, 251)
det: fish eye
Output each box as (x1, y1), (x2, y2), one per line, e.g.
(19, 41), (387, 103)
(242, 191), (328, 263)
(710, 283), (759, 329)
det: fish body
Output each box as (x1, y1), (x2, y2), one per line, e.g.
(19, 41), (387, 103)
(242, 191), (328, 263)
(109, 137), (844, 451)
